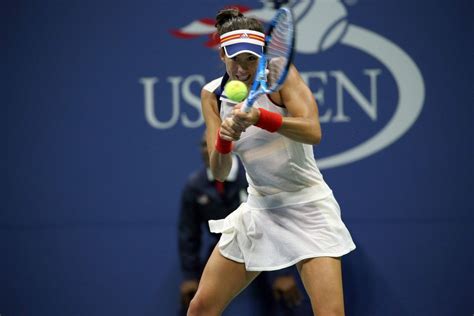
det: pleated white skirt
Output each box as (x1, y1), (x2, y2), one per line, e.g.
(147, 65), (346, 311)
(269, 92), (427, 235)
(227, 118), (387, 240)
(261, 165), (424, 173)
(209, 186), (356, 271)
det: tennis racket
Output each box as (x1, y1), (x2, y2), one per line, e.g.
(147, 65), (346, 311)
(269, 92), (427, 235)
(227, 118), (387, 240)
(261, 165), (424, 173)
(241, 7), (295, 113)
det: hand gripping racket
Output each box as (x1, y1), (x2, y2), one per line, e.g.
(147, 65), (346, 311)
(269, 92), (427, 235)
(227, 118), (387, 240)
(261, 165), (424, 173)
(241, 7), (295, 113)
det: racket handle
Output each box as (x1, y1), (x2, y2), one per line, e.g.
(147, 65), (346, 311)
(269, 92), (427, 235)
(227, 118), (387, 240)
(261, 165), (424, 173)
(241, 99), (252, 113)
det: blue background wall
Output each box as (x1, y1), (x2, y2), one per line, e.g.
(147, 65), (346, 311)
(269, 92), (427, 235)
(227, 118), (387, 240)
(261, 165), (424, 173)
(3, 0), (473, 315)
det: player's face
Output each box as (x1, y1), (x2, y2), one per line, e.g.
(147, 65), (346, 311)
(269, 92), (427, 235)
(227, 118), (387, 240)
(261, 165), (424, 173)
(221, 51), (259, 87)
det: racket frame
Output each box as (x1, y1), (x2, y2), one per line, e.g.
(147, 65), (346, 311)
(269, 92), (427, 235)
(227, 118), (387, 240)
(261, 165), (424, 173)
(242, 7), (295, 113)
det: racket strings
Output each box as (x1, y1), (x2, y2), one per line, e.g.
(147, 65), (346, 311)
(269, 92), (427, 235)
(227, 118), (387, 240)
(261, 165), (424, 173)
(266, 12), (293, 89)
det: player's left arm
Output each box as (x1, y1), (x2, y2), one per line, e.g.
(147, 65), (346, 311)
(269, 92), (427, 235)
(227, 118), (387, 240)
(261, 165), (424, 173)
(232, 65), (321, 144)
(278, 64), (322, 144)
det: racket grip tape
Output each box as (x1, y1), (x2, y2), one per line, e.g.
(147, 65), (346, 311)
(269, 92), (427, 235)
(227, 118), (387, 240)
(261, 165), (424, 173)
(241, 99), (252, 113)
(255, 108), (283, 132)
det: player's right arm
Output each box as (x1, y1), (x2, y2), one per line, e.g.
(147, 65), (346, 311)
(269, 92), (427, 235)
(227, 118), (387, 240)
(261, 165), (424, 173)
(201, 88), (233, 182)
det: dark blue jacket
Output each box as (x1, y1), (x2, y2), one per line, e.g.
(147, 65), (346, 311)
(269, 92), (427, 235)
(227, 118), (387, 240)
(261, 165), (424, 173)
(178, 161), (248, 280)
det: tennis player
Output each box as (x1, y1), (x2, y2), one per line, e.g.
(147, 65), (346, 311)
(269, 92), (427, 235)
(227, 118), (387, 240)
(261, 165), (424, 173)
(188, 8), (356, 316)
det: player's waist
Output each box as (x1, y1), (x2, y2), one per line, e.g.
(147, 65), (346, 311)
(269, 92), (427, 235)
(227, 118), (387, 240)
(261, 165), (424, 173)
(246, 183), (332, 210)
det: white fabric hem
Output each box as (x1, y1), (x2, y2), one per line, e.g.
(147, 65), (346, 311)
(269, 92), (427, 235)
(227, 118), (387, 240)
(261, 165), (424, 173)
(225, 245), (356, 271)
(218, 244), (357, 272)
(217, 248), (245, 264)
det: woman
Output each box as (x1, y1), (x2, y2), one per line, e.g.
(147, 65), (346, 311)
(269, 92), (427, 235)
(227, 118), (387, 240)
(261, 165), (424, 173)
(188, 8), (356, 316)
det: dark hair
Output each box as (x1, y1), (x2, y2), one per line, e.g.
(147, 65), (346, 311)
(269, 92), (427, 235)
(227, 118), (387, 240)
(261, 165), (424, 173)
(215, 8), (264, 35)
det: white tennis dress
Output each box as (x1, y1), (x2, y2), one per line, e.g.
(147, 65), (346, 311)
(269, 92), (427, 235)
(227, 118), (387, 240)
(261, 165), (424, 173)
(203, 77), (356, 271)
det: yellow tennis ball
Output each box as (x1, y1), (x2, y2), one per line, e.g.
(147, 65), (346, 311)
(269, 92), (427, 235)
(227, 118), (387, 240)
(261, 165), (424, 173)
(224, 80), (248, 102)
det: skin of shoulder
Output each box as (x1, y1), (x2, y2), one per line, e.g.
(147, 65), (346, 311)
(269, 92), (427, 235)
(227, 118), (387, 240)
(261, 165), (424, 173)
(275, 64), (322, 144)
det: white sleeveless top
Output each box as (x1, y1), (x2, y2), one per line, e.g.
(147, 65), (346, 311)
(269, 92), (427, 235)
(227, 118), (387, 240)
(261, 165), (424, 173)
(203, 76), (331, 199)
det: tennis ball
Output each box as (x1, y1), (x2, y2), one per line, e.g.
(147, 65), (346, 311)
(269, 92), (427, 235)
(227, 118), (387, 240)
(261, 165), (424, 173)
(224, 80), (248, 102)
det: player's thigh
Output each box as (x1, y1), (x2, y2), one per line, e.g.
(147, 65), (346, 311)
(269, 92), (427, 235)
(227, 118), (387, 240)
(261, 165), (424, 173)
(194, 246), (260, 310)
(296, 257), (345, 316)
